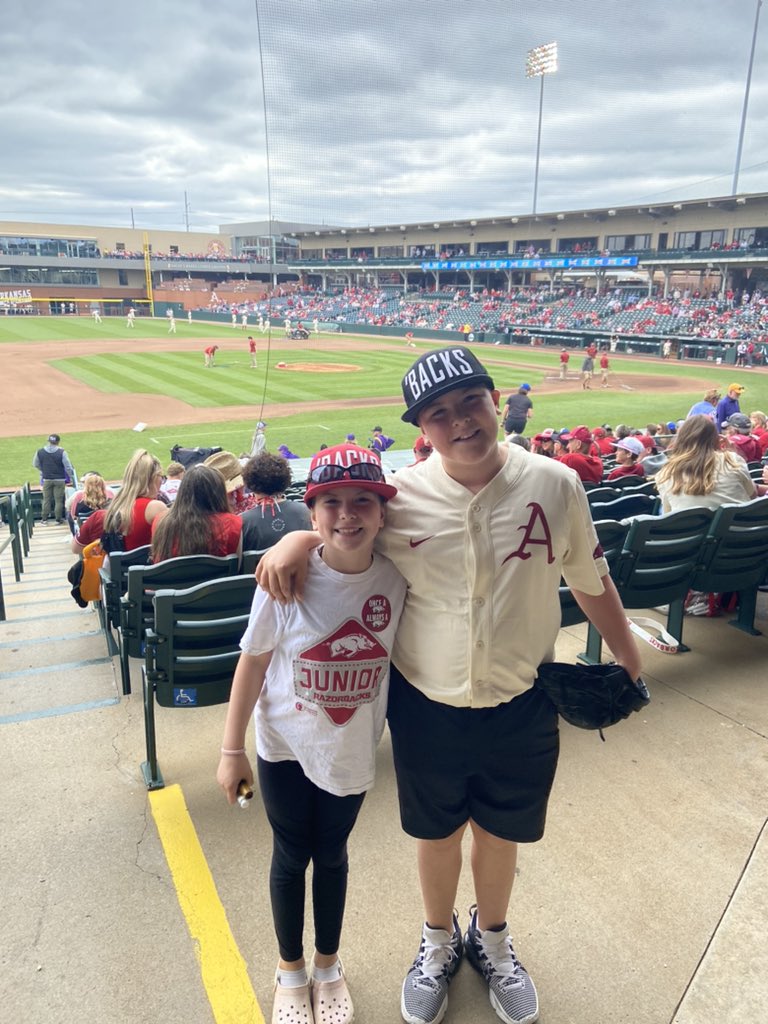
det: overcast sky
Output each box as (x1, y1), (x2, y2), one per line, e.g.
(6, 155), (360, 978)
(2, 0), (767, 233)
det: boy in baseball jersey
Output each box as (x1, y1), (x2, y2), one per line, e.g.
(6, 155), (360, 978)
(219, 443), (406, 1024)
(257, 347), (641, 1024)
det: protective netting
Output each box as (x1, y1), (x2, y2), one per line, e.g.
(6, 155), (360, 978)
(251, 0), (765, 226)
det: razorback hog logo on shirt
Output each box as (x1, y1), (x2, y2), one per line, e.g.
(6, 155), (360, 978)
(293, 618), (389, 726)
(404, 348), (476, 402)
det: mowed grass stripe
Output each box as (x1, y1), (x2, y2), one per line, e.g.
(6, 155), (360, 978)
(55, 353), (257, 406)
(51, 347), (417, 408)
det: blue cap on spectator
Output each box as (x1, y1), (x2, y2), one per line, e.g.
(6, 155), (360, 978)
(520, 383), (531, 391)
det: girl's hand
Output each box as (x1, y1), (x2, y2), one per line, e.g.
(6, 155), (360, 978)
(217, 754), (253, 805)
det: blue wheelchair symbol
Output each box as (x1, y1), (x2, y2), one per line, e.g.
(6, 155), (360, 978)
(173, 688), (197, 706)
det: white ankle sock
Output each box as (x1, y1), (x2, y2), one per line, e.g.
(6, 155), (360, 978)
(277, 966), (308, 988)
(312, 958), (342, 982)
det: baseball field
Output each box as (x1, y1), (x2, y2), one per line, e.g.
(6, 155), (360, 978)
(1, 316), (765, 487)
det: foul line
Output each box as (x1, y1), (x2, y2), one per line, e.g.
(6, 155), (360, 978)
(149, 785), (265, 1024)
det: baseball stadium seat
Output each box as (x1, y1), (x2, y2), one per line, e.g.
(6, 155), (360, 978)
(579, 508), (714, 664)
(241, 548), (271, 574)
(681, 496), (768, 640)
(98, 545), (152, 659)
(588, 493), (660, 522)
(559, 519), (630, 627)
(118, 554), (240, 696)
(617, 480), (658, 497)
(585, 486), (621, 505)
(140, 574), (257, 789)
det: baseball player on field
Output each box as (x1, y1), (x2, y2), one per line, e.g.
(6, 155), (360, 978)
(256, 346), (641, 1024)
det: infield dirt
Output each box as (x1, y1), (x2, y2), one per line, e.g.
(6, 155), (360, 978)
(0, 334), (711, 439)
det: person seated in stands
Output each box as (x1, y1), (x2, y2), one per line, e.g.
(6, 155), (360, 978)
(632, 429), (658, 455)
(749, 411), (768, 455)
(531, 431), (556, 458)
(655, 415), (765, 513)
(686, 388), (720, 420)
(556, 426), (604, 484)
(150, 465), (242, 563)
(204, 450), (257, 513)
(591, 426), (614, 456)
(722, 413), (762, 463)
(411, 436), (433, 464)
(239, 452), (311, 551)
(72, 449), (166, 554)
(606, 437), (646, 481)
(160, 461), (185, 502)
(66, 471), (114, 535)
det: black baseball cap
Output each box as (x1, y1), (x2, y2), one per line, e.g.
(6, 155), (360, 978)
(401, 346), (494, 424)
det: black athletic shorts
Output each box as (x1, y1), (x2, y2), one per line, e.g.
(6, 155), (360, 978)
(387, 665), (559, 843)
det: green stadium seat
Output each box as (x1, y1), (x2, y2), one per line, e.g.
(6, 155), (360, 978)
(683, 497), (768, 640)
(141, 574), (257, 789)
(580, 508), (714, 663)
(118, 554), (240, 696)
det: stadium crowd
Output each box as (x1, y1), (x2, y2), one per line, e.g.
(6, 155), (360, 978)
(194, 284), (768, 349)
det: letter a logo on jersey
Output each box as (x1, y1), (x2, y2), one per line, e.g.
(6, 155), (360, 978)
(502, 502), (555, 565)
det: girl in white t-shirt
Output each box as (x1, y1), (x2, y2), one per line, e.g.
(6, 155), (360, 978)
(217, 443), (405, 1024)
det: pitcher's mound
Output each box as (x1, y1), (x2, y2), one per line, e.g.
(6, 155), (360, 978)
(276, 362), (360, 372)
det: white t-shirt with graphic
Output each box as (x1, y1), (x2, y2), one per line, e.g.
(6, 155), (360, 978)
(240, 548), (406, 797)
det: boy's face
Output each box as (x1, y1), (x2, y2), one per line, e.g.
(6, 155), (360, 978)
(310, 487), (385, 554)
(614, 446), (632, 464)
(417, 385), (501, 462)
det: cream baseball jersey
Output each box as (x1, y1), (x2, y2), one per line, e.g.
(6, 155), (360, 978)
(241, 548), (406, 797)
(377, 443), (608, 708)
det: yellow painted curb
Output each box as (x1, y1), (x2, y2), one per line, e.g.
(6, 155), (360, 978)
(150, 784), (265, 1024)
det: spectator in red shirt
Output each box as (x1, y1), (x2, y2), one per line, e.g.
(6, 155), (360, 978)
(150, 465), (242, 563)
(556, 425), (604, 484)
(72, 449), (166, 555)
(723, 413), (763, 463)
(591, 426), (614, 456)
(607, 437), (646, 480)
(749, 411), (768, 454)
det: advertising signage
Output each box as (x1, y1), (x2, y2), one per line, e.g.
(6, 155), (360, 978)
(420, 256), (640, 271)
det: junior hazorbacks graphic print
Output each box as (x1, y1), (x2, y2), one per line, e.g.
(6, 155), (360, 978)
(294, 617), (390, 726)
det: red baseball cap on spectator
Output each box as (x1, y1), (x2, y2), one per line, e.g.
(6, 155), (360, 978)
(304, 443), (397, 505)
(534, 431), (555, 443)
(637, 435), (656, 450)
(560, 426), (592, 444)
(413, 436), (434, 456)
(592, 427), (607, 438)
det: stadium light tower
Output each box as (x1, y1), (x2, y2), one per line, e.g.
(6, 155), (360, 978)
(526, 41), (558, 216)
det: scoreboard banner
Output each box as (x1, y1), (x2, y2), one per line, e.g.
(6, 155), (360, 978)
(421, 256), (640, 271)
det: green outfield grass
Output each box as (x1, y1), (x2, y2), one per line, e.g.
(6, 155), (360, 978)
(0, 315), (228, 344)
(1, 318), (766, 486)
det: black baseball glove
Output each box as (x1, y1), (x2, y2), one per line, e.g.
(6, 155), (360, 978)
(535, 661), (650, 737)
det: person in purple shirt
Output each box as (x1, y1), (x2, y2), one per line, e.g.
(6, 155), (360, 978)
(714, 383), (745, 429)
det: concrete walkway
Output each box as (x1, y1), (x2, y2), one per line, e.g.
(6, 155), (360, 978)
(1, 523), (766, 1024)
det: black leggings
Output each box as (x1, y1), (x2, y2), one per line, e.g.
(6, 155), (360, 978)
(257, 756), (366, 962)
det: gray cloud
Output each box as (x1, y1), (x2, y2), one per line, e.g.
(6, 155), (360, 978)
(0, 0), (766, 232)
